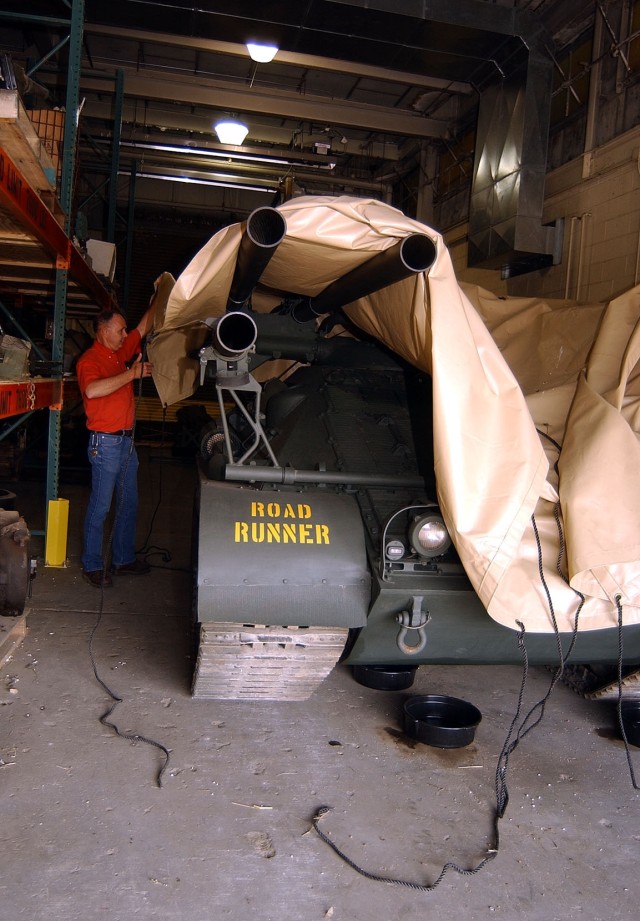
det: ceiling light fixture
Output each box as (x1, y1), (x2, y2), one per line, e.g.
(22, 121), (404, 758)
(121, 170), (277, 194)
(117, 140), (337, 171)
(246, 42), (278, 63)
(214, 119), (249, 145)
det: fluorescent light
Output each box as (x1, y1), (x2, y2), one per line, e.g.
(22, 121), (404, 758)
(246, 42), (278, 63)
(122, 170), (278, 193)
(214, 119), (249, 145)
(120, 140), (290, 167)
(117, 140), (336, 171)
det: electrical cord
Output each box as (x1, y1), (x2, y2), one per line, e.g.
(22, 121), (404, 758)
(88, 609), (171, 788)
(134, 402), (190, 570)
(86, 352), (171, 788)
(312, 508), (583, 889)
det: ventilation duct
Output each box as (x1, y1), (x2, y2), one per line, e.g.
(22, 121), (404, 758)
(468, 47), (563, 277)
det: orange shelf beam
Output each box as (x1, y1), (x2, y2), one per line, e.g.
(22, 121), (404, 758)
(0, 147), (114, 310)
(0, 377), (63, 419)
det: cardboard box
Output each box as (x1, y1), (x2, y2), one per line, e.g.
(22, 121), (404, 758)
(86, 239), (117, 281)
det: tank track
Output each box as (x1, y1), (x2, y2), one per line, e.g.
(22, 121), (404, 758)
(192, 622), (349, 701)
(560, 664), (640, 701)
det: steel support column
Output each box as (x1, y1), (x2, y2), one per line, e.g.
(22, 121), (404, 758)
(46, 0), (85, 508)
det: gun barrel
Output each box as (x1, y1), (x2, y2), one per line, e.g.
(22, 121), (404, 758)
(292, 232), (436, 322)
(228, 206), (287, 309)
(212, 310), (258, 359)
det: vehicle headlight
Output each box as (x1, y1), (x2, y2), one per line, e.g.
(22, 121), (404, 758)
(409, 512), (451, 558)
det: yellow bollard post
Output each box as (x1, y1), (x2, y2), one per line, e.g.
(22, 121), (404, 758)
(45, 498), (69, 567)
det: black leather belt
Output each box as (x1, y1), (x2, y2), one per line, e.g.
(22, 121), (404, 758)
(91, 429), (134, 437)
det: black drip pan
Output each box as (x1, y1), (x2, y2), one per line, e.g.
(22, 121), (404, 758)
(352, 664), (417, 691)
(404, 694), (482, 748)
(619, 699), (640, 747)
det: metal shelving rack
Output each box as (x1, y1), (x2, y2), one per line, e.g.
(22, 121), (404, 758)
(0, 0), (114, 509)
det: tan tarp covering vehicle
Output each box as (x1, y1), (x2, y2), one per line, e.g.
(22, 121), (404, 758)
(147, 195), (640, 635)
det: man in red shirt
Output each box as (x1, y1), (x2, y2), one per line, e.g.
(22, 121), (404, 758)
(77, 305), (155, 587)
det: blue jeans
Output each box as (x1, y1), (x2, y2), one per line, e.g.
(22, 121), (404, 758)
(82, 432), (139, 572)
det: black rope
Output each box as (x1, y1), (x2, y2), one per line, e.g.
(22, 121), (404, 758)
(614, 595), (640, 790)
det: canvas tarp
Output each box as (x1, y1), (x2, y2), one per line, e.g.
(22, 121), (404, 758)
(146, 195), (640, 634)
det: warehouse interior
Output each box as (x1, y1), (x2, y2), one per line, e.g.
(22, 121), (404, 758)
(1, 2), (640, 920)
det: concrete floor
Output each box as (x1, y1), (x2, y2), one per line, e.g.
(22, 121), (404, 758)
(1, 447), (639, 921)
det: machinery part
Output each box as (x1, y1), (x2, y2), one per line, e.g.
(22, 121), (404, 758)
(198, 311), (277, 466)
(0, 509), (29, 616)
(588, 670), (640, 700)
(216, 373), (278, 466)
(199, 420), (226, 460)
(560, 663), (640, 700)
(351, 664), (417, 691)
(250, 317), (404, 370)
(225, 464), (425, 489)
(395, 596), (430, 655)
(195, 477), (370, 629)
(291, 232), (437, 321)
(192, 622), (349, 701)
(199, 310), (258, 384)
(208, 310), (258, 362)
(228, 206), (286, 309)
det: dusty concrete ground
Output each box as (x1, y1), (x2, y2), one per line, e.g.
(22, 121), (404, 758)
(1, 448), (639, 921)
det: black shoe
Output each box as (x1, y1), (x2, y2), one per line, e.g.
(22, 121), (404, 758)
(83, 569), (113, 588)
(111, 558), (151, 576)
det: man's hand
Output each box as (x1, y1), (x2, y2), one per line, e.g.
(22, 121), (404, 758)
(130, 353), (153, 379)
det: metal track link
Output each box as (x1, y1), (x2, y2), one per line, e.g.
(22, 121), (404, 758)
(560, 664), (640, 701)
(192, 622), (349, 701)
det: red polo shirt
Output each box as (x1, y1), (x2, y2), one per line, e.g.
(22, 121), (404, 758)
(77, 330), (141, 432)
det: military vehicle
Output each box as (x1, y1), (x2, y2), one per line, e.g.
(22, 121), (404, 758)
(184, 204), (640, 702)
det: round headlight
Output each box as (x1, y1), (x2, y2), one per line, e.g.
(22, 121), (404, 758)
(409, 513), (451, 558)
(385, 539), (406, 561)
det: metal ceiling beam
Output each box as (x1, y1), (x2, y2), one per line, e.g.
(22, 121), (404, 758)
(78, 101), (402, 160)
(327, 0), (546, 44)
(83, 23), (473, 96)
(78, 68), (448, 138)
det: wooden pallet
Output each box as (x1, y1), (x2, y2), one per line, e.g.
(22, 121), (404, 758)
(192, 622), (349, 701)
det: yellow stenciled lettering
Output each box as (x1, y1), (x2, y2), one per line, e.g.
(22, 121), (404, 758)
(299, 523), (313, 544)
(251, 522), (265, 542)
(315, 524), (330, 544)
(266, 523), (281, 543)
(237, 512), (329, 546)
